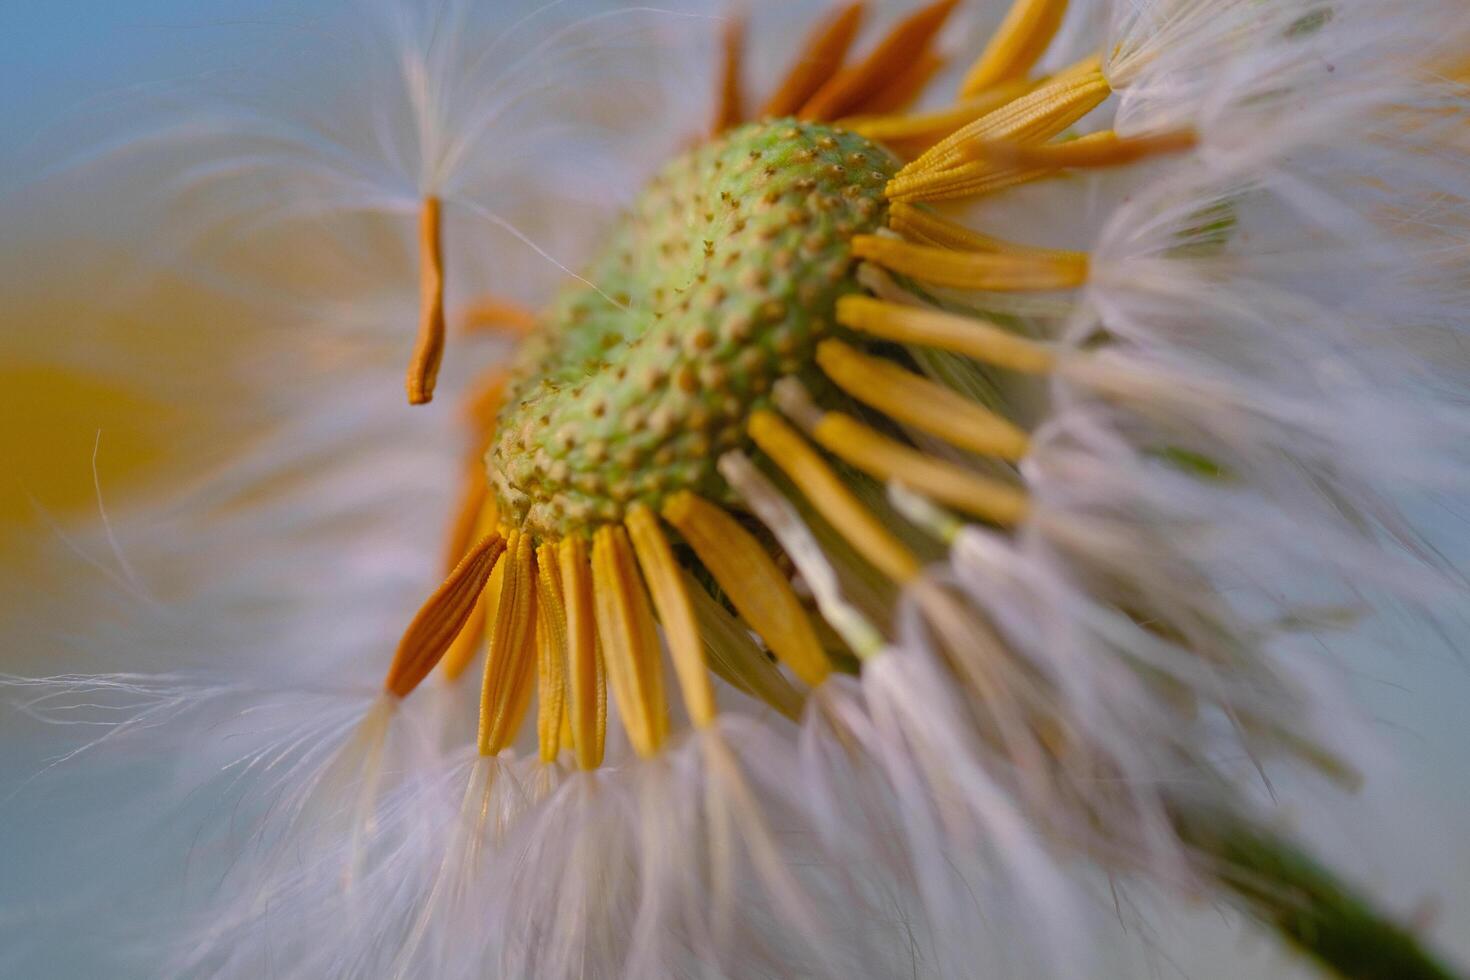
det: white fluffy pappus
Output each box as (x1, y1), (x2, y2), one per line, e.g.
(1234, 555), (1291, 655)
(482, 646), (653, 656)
(5, 0), (1470, 978)
(1, 2), (728, 974)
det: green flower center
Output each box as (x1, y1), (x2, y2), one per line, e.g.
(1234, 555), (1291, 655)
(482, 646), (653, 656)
(487, 120), (897, 538)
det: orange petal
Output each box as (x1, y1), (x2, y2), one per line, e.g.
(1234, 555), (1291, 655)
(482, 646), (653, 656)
(852, 50), (946, 116)
(441, 545), (504, 682)
(712, 12), (748, 135)
(442, 457), (489, 575)
(459, 295), (538, 337)
(385, 532), (505, 698)
(462, 367), (509, 437)
(799, 0), (960, 122)
(406, 196), (446, 405)
(761, 2), (867, 118)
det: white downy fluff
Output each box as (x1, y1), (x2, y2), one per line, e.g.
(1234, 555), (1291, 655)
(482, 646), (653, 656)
(477, 720), (928, 980)
(2, 2), (725, 974)
(845, 0), (1470, 916)
(4, 0), (1470, 978)
(722, 450), (1091, 977)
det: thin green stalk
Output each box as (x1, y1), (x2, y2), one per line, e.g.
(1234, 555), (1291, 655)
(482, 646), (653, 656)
(1169, 799), (1460, 980)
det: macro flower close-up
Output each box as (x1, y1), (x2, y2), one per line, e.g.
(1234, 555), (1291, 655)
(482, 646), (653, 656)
(3, 0), (1470, 977)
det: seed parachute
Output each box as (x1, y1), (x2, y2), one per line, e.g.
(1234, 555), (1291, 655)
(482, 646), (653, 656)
(5, 0), (1470, 978)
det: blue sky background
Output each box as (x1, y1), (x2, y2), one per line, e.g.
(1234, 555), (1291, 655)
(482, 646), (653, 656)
(2, 2), (1467, 978)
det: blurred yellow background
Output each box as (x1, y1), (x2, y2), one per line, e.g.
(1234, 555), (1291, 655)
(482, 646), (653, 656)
(2, 4), (1468, 979)
(0, 365), (165, 534)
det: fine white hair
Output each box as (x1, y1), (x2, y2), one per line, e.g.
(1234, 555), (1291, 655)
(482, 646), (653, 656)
(4, 0), (1469, 977)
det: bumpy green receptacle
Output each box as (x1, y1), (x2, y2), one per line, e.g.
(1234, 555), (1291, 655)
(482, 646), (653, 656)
(487, 120), (897, 538)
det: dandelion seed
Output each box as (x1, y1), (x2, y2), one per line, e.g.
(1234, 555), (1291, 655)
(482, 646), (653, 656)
(376, 2), (1469, 973)
(10, 0), (1470, 977)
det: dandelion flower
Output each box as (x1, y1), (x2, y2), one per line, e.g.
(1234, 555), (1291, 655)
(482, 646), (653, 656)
(6, 0), (1470, 978)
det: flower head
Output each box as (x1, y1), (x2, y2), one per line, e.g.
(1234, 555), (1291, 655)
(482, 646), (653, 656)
(7, 0), (1470, 977)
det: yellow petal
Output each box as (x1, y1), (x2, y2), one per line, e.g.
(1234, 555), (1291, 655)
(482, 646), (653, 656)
(807, 410), (1030, 525)
(558, 535), (607, 770)
(476, 530), (538, 755)
(626, 506), (717, 729)
(853, 235), (1087, 290)
(842, 80), (1030, 160)
(662, 492), (831, 688)
(962, 128), (1196, 168)
(815, 339), (1030, 460)
(899, 58), (1109, 180)
(748, 410), (921, 584)
(888, 201), (1076, 258)
(591, 525), (669, 757)
(836, 295), (1056, 373)
(892, 128), (1116, 202)
(683, 568), (805, 721)
(959, 0), (1070, 96)
(534, 542), (569, 763)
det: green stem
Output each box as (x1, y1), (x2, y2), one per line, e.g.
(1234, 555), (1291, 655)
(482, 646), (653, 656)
(1169, 799), (1461, 980)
